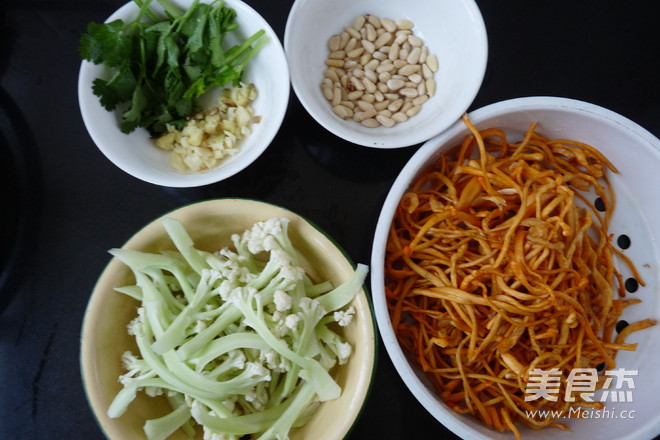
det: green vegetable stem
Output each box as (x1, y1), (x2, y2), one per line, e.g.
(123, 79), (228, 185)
(80, 0), (268, 137)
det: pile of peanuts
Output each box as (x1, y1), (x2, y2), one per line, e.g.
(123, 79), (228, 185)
(322, 14), (438, 128)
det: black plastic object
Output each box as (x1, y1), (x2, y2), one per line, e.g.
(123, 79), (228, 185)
(0, 87), (40, 315)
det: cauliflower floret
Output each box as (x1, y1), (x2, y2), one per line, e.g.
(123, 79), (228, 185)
(273, 290), (293, 312)
(336, 341), (353, 365)
(284, 314), (301, 330)
(333, 306), (356, 327)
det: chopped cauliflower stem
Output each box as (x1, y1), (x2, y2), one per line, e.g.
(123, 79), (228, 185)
(155, 83), (261, 173)
(107, 217), (369, 440)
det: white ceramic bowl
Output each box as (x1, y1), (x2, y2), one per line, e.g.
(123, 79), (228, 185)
(81, 198), (377, 439)
(78, 0), (289, 187)
(284, 0), (487, 149)
(371, 97), (660, 439)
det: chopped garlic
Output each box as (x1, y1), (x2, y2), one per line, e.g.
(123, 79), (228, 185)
(155, 83), (261, 172)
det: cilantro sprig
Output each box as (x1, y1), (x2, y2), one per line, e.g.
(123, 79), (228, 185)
(80, 0), (267, 137)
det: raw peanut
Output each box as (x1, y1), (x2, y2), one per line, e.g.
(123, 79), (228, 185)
(407, 47), (421, 64)
(388, 42), (400, 61)
(380, 18), (396, 33)
(392, 112), (408, 123)
(362, 77), (377, 94)
(376, 62), (394, 74)
(362, 93), (376, 103)
(426, 54), (439, 72)
(354, 108), (377, 121)
(405, 104), (421, 117)
(426, 78), (436, 96)
(350, 76), (365, 91)
(372, 51), (387, 60)
(386, 78), (405, 91)
(347, 90), (364, 101)
(365, 68), (377, 83)
(393, 59), (407, 69)
(412, 94), (428, 106)
(365, 23), (377, 41)
(367, 14), (382, 28)
(422, 63), (433, 79)
(360, 53), (372, 65)
(417, 80), (426, 96)
(347, 47), (365, 59)
(345, 26), (361, 39)
(332, 86), (342, 105)
(374, 32), (393, 49)
(361, 118), (380, 128)
(388, 98), (404, 112)
(378, 71), (391, 83)
(419, 46), (428, 64)
(376, 114), (395, 128)
(399, 87), (418, 98)
(329, 50), (346, 59)
(353, 15), (366, 30)
(394, 31), (409, 45)
(345, 37), (357, 53)
(344, 59), (358, 69)
(333, 104), (353, 119)
(328, 35), (341, 51)
(339, 32), (350, 49)
(357, 100), (375, 112)
(408, 35), (422, 47)
(398, 63), (421, 76)
(408, 73), (422, 84)
(365, 59), (379, 71)
(396, 18), (414, 30)
(374, 100), (390, 111)
(361, 39), (376, 53)
(324, 68), (340, 82)
(325, 59), (344, 68)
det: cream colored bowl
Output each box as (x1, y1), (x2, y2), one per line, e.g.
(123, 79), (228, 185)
(81, 198), (376, 439)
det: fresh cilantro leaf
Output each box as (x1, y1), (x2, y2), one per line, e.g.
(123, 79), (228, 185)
(80, 20), (130, 67)
(80, 0), (267, 137)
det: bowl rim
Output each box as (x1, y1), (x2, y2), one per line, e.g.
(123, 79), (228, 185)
(370, 96), (660, 439)
(80, 197), (378, 439)
(282, 0), (489, 149)
(77, 0), (290, 188)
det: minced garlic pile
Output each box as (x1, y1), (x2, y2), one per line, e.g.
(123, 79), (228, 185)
(155, 83), (260, 172)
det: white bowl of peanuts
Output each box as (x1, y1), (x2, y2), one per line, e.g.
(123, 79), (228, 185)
(283, 0), (488, 148)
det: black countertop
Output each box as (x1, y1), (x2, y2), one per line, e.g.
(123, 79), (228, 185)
(1, 0), (659, 439)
